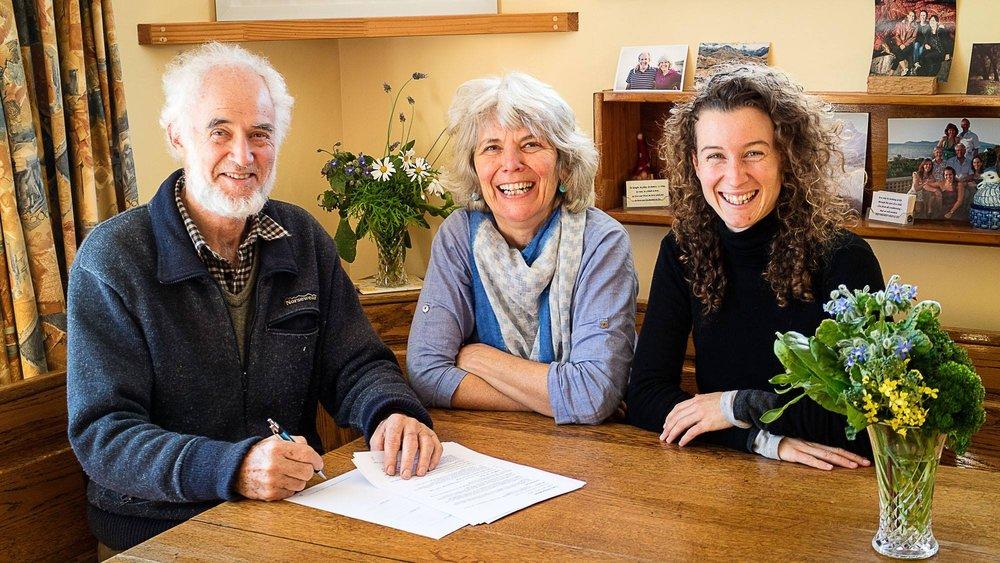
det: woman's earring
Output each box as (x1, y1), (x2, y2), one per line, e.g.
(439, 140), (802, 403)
(558, 183), (567, 193)
(470, 192), (481, 201)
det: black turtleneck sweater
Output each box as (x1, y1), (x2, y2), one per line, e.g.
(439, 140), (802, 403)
(626, 212), (883, 455)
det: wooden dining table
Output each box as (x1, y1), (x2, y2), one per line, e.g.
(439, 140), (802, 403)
(115, 410), (1000, 561)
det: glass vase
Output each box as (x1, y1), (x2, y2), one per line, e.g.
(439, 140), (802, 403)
(867, 423), (946, 559)
(373, 233), (408, 288)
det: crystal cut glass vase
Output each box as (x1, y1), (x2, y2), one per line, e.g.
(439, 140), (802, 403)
(374, 233), (408, 288)
(867, 423), (946, 559)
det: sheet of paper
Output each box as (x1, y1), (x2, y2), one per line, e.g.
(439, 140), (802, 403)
(352, 442), (585, 525)
(286, 469), (466, 540)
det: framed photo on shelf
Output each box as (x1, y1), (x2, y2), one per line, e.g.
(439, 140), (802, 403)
(870, 0), (956, 83)
(967, 44), (1000, 95)
(694, 42), (769, 87)
(888, 117), (998, 221)
(215, 0), (498, 21)
(833, 112), (869, 214)
(613, 45), (688, 92)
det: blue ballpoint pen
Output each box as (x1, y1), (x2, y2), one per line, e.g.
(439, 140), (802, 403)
(267, 418), (328, 479)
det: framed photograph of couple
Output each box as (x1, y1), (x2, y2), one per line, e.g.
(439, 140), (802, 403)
(614, 45), (687, 92)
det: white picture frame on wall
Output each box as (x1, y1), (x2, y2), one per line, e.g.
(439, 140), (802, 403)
(216, 0), (499, 21)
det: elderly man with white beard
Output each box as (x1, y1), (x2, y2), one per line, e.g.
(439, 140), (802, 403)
(67, 43), (441, 557)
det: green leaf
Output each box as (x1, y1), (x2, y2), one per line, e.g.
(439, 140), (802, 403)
(402, 139), (416, 152)
(414, 215), (430, 229)
(815, 319), (845, 348)
(845, 404), (869, 434)
(328, 174), (347, 194)
(355, 216), (369, 240)
(803, 387), (849, 416)
(334, 218), (357, 262)
(773, 337), (811, 381)
(760, 391), (808, 423)
(809, 339), (848, 392)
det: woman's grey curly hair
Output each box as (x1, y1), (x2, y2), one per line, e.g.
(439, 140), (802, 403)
(659, 64), (854, 314)
(443, 72), (597, 213)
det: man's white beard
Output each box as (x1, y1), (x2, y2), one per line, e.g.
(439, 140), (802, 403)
(185, 157), (276, 219)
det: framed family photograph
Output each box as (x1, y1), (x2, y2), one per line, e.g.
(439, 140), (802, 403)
(613, 45), (688, 92)
(870, 0), (956, 82)
(888, 117), (998, 221)
(215, 0), (498, 21)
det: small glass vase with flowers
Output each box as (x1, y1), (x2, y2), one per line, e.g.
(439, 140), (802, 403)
(762, 275), (985, 559)
(318, 72), (457, 288)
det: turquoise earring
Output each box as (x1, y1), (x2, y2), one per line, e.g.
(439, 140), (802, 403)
(558, 183), (567, 193)
(470, 192), (481, 201)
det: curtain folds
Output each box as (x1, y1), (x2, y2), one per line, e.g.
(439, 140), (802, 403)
(0, 0), (135, 384)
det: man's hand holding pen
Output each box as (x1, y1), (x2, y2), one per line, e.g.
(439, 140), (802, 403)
(236, 434), (325, 501)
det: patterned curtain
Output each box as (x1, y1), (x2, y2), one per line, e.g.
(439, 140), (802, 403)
(0, 0), (136, 385)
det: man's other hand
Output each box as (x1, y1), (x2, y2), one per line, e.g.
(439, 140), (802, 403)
(370, 413), (443, 479)
(236, 434), (324, 501)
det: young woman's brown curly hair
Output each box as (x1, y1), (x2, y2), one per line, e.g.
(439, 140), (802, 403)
(659, 64), (854, 314)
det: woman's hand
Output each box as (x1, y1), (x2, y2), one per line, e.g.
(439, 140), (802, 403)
(661, 392), (732, 446)
(776, 437), (870, 470)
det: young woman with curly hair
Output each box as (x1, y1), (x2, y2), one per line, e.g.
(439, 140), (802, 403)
(626, 65), (885, 469)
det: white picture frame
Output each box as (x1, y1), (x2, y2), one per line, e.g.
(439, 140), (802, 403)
(613, 45), (688, 92)
(216, 0), (498, 21)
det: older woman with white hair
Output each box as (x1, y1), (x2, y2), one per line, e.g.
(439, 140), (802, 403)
(407, 73), (637, 424)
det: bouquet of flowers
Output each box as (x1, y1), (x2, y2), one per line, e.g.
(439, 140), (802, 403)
(319, 72), (456, 286)
(762, 275), (985, 453)
(762, 275), (986, 558)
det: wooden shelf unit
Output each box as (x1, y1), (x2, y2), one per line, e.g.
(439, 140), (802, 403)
(138, 12), (577, 45)
(594, 90), (1000, 247)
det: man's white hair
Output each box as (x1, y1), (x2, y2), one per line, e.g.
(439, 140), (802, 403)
(159, 42), (294, 158)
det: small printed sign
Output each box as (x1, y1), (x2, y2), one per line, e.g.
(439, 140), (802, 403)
(625, 179), (670, 208)
(868, 191), (915, 225)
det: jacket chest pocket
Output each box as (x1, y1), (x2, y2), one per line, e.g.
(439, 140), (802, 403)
(267, 306), (320, 336)
(261, 306), (321, 378)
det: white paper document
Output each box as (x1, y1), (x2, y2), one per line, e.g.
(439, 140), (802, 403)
(285, 469), (466, 539)
(352, 442), (585, 525)
(286, 442), (585, 539)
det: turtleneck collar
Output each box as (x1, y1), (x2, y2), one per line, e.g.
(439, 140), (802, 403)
(715, 209), (780, 263)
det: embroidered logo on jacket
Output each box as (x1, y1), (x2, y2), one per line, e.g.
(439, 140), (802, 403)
(284, 292), (318, 306)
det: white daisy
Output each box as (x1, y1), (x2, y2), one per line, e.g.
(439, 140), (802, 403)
(400, 149), (417, 171)
(371, 158), (396, 181)
(406, 157), (431, 182)
(426, 175), (445, 196)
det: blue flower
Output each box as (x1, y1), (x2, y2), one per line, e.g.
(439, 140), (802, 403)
(907, 285), (918, 300)
(343, 164), (356, 176)
(894, 338), (913, 359)
(885, 283), (907, 305)
(823, 297), (851, 317)
(845, 344), (868, 368)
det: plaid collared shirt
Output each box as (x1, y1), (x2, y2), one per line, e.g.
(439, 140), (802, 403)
(174, 174), (290, 294)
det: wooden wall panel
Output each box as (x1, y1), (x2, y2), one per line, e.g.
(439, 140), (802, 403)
(0, 371), (94, 561)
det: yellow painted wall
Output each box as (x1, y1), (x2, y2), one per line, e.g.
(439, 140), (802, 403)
(112, 1), (345, 264)
(115, 0), (999, 330)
